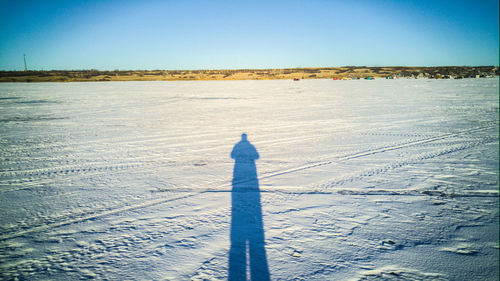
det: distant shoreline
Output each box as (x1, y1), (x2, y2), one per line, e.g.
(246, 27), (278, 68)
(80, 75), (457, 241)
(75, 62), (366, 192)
(0, 66), (498, 82)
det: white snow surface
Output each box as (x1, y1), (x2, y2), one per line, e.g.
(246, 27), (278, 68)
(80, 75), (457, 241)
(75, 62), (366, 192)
(0, 78), (498, 280)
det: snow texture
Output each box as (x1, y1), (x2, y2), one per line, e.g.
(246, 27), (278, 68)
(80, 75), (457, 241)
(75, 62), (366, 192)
(0, 78), (498, 280)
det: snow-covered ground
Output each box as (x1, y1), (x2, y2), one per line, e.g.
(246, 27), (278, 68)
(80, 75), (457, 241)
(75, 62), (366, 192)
(0, 78), (498, 280)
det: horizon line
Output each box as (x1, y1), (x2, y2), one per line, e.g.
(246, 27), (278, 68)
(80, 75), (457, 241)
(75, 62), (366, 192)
(1, 65), (499, 72)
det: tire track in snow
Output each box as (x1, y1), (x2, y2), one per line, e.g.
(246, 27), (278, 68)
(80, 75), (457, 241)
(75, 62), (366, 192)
(0, 156), (219, 192)
(152, 136), (499, 279)
(165, 124), (495, 196)
(0, 117), (331, 160)
(0, 161), (149, 180)
(160, 124), (496, 195)
(161, 137), (498, 198)
(0, 125), (494, 241)
(0, 128), (328, 184)
(0, 199), (233, 280)
(258, 125), (495, 181)
(313, 138), (497, 191)
(0, 191), (197, 242)
(5, 134), (493, 244)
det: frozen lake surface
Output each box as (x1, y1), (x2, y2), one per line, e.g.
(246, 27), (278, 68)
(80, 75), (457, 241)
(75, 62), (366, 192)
(0, 79), (498, 280)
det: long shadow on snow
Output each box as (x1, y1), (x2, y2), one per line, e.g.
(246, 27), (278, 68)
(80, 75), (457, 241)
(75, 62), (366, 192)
(229, 134), (271, 281)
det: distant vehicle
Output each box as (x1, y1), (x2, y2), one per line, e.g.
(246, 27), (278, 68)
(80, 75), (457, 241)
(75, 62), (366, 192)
(332, 77), (341, 80)
(364, 77), (374, 80)
(293, 78), (300, 81)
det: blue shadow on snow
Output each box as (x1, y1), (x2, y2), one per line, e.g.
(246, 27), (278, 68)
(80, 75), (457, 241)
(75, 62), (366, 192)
(228, 133), (271, 281)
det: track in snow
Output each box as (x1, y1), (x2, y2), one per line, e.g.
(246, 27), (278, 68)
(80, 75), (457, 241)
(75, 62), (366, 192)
(1, 124), (495, 242)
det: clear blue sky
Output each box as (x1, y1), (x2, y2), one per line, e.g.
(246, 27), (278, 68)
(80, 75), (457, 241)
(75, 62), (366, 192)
(0, 0), (498, 70)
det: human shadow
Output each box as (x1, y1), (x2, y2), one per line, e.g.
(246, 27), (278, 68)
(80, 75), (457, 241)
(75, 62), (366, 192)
(228, 134), (271, 281)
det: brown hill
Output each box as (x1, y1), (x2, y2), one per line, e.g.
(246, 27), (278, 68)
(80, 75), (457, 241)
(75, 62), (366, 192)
(0, 66), (498, 82)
